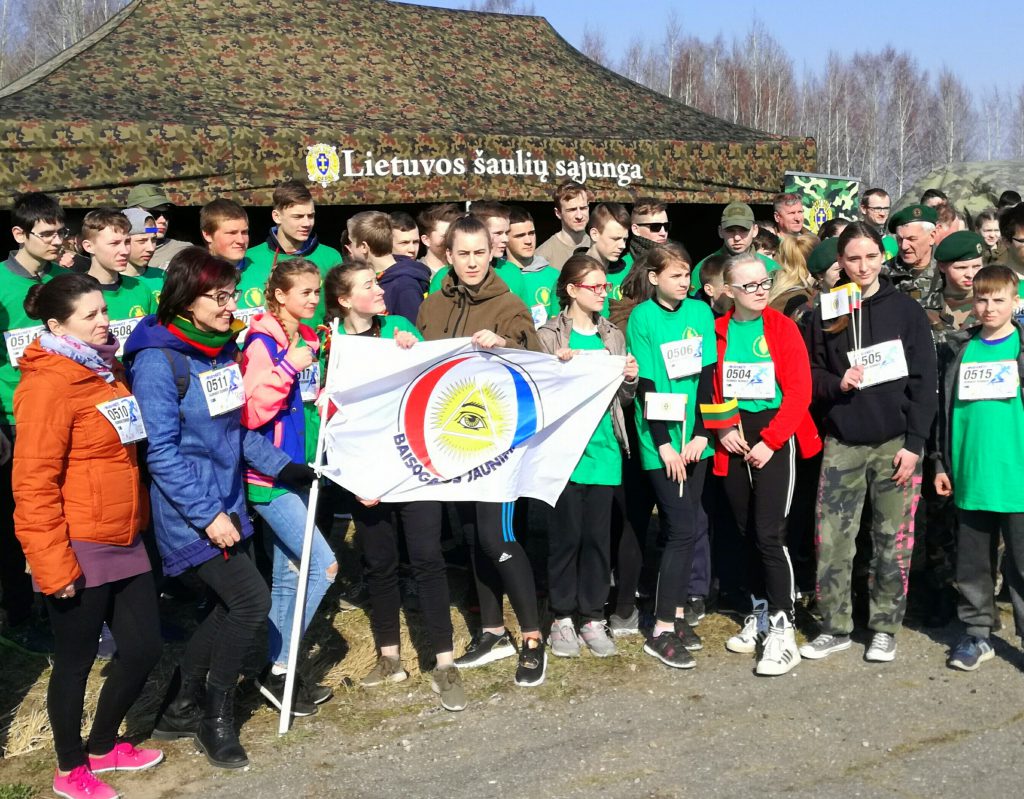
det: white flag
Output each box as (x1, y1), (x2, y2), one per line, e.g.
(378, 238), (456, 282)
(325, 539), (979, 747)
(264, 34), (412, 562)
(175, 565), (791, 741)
(321, 336), (626, 505)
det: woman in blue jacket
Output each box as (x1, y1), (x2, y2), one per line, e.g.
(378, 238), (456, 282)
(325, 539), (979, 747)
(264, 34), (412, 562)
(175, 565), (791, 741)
(124, 248), (314, 770)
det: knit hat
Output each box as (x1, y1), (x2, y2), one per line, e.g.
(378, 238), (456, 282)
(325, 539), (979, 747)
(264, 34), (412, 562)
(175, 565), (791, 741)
(122, 208), (158, 236)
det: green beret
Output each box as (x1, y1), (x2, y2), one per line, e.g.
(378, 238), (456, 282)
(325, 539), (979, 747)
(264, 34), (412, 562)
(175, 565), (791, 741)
(935, 230), (985, 263)
(887, 204), (938, 233)
(807, 237), (839, 275)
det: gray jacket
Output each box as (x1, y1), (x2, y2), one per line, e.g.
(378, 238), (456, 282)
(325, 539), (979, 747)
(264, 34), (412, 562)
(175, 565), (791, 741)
(537, 312), (637, 457)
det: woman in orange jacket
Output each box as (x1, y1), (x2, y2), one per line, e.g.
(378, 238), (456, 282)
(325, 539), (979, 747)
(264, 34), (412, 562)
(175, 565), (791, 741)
(13, 273), (163, 799)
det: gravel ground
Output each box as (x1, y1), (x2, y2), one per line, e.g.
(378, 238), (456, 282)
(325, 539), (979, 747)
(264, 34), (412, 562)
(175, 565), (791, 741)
(53, 616), (1024, 799)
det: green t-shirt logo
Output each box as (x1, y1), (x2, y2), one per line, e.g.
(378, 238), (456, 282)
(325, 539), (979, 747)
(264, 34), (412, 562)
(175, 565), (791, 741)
(753, 335), (770, 358)
(535, 286), (551, 306)
(682, 326), (700, 339)
(130, 305), (145, 318)
(244, 287), (263, 307)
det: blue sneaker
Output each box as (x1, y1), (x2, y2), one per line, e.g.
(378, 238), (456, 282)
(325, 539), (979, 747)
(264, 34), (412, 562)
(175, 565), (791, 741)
(948, 635), (995, 671)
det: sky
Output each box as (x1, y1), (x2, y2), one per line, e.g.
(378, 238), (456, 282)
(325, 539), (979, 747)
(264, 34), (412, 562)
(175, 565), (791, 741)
(407, 0), (1017, 97)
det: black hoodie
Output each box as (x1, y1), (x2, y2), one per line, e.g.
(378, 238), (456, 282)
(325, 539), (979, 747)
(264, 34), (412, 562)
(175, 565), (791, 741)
(807, 275), (937, 453)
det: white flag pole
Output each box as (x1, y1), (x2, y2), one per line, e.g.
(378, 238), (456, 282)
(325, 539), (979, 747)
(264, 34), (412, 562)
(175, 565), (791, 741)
(278, 322), (335, 735)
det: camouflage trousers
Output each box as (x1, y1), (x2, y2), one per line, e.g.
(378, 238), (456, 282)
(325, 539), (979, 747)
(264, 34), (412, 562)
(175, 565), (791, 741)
(815, 436), (922, 635)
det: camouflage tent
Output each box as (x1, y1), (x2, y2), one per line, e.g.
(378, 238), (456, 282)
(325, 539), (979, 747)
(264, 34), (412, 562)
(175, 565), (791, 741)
(0, 0), (815, 208)
(896, 161), (1024, 220)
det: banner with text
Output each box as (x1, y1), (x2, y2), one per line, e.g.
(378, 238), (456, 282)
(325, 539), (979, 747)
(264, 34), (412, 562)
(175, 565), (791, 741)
(321, 337), (625, 505)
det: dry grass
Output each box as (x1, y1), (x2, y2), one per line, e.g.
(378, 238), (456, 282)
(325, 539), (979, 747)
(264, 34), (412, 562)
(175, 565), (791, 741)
(0, 514), (747, 764)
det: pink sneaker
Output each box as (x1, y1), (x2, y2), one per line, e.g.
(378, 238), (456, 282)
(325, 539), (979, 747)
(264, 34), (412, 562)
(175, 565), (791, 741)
(53, 766), (119, 799)
(88, 741), (164, 773)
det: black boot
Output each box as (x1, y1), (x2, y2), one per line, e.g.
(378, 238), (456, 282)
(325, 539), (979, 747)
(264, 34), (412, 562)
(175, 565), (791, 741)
(152, 667), (204, 741)
(196, 681), (248, 769)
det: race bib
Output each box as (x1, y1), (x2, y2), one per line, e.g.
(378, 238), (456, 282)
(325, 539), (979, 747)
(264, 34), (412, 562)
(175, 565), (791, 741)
(3, 324), (44, 367)
(848, 340), (908, 388)
(723, 361), (776, 399)
(198, 363), (244, 416)
(109, 317), (142, 357)
(95, 396), (147, 444)
(298, 362), (320, 402)
(661, 337), (703, 380)
(530, 304), (548, 328)
(958, 360), (1019, 400)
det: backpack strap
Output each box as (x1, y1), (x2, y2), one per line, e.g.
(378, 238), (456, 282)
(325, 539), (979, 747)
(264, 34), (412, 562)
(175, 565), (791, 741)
(161, 349), (190, 412)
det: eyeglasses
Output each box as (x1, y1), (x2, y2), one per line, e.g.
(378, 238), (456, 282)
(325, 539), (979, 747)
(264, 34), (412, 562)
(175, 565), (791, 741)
(30, 227), (70, 242)
(200, 289), (241, 306)
(573, 282), (613, 294)
(865, 206), (890, 212)
(635, 221), (671, 233)
(730, 278), (774, 294)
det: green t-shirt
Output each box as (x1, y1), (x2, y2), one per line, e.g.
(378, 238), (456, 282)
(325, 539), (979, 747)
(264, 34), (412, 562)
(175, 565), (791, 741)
(567, 328), (622, 485)
(128, 266), (165, 307)
(952, 334), (1024, 512)
(100, 275), (155, 322)
(0, 256), (55, 425)
(429, 259), (526, 302)
(723, 316), (781, 413)
(236, 256), (270, 311)
(517, 264), (560, 326)
(244, 240), (342, 327)
(601, 254), (634, 317)
(625, 297), (716, 470)
(690, 248), (780, 296)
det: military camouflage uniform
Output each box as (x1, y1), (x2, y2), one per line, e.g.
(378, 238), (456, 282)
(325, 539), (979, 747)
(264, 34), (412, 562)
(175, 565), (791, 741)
(983, 241), (1006, 266)
(919, 292), (978, 603)
(890, 258), (942, 307)
(816, 436), (922, 635)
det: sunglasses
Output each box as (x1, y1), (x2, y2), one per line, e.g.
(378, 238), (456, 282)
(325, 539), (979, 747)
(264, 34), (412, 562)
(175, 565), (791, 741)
(635, 221), (671, 234)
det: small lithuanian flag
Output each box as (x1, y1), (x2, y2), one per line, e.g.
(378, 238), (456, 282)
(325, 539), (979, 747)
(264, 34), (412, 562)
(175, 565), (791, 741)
(699, 397), (740, 429)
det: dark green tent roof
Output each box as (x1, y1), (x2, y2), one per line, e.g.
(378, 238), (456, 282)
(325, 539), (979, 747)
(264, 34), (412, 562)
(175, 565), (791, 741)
(0, 0), (815, 207)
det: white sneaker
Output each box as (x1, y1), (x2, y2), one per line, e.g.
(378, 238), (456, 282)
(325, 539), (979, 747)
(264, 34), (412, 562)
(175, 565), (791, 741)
(756, 612), (801, 676)
(725, 597), (768, 654)
(865, 632), (897, 662)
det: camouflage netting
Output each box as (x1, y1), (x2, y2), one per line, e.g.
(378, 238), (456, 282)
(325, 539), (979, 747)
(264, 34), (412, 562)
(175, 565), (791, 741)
(897, 161), (1024, 219)
(0, 0), (815, 207)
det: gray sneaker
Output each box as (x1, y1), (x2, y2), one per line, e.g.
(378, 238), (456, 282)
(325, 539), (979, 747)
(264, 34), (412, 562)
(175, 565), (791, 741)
(608, 608), (640, 638)
(865, 632), (897, 662)
(579, 620), (618, 657)
(549, 618), (581, 657)
(798, 633), (852, 660)
(430, 665), (467, 711)
(361, 655), (408, 687)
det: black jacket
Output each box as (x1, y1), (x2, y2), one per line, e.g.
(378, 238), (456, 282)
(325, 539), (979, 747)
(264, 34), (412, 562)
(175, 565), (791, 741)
(807, 276), (937, 453)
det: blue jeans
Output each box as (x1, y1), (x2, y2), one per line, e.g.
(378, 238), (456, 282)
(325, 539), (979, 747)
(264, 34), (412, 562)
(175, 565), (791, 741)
(252, 491), (336, 667)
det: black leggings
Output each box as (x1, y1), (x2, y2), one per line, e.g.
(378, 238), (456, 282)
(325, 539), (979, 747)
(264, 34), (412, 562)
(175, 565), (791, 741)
(720, 409), (796, 615)
(179, 540), (271, 690)
(457, 501), (539, 634)
(44, 570), (162, 771)
(547, 482), (614, 622)
(649, 459), (708, 624)
(0, 425), (32, 625)
(355, 501), (454, 654)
